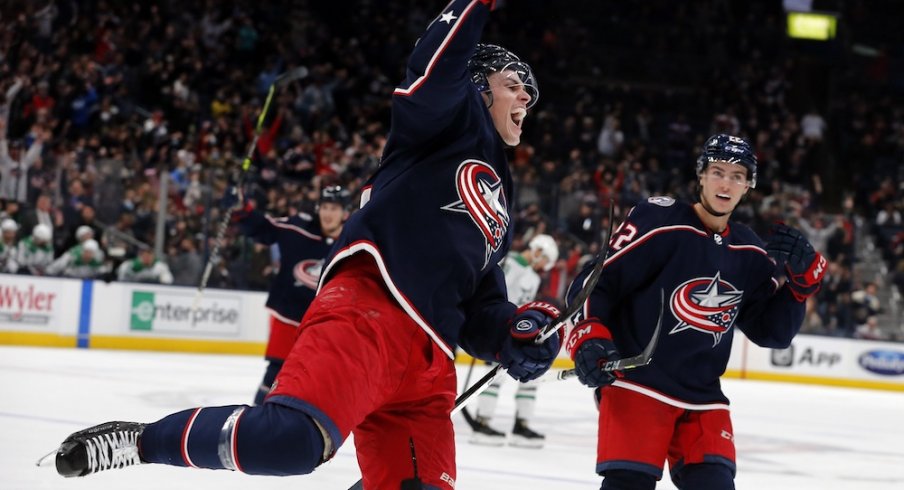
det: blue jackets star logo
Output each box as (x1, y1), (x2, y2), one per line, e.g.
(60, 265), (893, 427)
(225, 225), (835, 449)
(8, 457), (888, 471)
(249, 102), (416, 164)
(442, 160), (510, 269)
(669, 272), (743, 346)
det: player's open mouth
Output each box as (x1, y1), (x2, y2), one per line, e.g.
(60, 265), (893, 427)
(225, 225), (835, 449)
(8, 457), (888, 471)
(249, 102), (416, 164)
(716, 193), (731, 201)
(511, 108), (526, 128)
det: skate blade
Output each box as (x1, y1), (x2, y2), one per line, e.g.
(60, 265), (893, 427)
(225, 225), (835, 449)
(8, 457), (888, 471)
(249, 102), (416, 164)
(35, 448), (58, 467)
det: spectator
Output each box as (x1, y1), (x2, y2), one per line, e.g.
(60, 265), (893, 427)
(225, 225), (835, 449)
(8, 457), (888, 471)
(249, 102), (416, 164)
(169, 237), (203, 287)
(851, 282), (882, 329)
(0, 121), (47, 204)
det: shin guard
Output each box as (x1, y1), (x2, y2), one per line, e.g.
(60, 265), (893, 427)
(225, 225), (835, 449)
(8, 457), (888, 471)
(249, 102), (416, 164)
(140, 403), (325, 476)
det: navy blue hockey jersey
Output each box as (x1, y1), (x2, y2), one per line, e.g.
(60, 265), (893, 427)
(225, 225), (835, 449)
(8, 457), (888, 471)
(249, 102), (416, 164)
(238, 210), (334, 325)
(319, 0), (517, 360)
(568, 197), (805, 406)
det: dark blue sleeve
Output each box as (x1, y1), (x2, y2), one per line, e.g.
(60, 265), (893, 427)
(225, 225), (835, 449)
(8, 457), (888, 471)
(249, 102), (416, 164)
(458, 264), (517, 362)
(391, 0), (493, 142)
(568, 204), (668, 326)
(236, 210), (279, 245)
(737, 284), (805, 348)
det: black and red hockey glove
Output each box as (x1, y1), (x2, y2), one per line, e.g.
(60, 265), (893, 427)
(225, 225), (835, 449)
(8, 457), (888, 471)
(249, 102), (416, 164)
(765, 223), (827, 302)
(222, 186), (253, 222)
(498, 301), (562, 382)
(566, 318), (622, 388)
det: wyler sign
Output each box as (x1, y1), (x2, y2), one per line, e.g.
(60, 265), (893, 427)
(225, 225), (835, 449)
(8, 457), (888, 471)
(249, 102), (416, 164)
(0, 281), (60, 327)
(128, 289), (241, 336)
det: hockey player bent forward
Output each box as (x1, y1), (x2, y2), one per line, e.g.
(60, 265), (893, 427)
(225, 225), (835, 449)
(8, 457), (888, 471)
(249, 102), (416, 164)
(564, 134), (826, 489)
(52, 1), (562, 489)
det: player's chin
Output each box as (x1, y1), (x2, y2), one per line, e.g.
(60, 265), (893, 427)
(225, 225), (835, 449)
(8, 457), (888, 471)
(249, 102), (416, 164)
(502, 129), (522, 146)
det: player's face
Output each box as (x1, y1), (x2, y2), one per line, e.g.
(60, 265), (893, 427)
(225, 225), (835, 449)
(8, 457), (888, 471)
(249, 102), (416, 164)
(486, 70), (532, 146)
(531, 254), (549, 272)
(699, 161), (750, 215)
(318, 202), (347, 237)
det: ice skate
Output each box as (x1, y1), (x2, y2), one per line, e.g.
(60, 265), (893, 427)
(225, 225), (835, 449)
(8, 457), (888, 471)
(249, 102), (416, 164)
(509, 419), (545, 448)
(55, 421), (146, 477)
(468, 416), (506, 446)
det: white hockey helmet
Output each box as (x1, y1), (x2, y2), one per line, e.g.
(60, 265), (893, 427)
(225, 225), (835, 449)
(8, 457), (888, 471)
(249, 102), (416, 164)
(82, 239), (100, 253)
(33, 224), (52, 242)
(528, 234), (559, 271)
(75, 225), (94, 241)
(1, 219), (18, 233)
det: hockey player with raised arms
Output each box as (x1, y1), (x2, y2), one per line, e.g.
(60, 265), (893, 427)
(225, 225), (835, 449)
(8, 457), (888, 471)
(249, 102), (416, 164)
(51, 1), (562, 488)
(564, 134), (826, 489)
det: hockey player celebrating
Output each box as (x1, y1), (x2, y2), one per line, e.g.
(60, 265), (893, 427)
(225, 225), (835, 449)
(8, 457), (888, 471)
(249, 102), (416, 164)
(564, 134), (826, 489)
(52, 1), (561, 488)
(229, 184), (349, 405)
(469, 233), (559, 448)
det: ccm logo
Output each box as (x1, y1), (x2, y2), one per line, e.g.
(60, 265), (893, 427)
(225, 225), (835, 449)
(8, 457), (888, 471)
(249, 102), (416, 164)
(812, 255), (827, 279)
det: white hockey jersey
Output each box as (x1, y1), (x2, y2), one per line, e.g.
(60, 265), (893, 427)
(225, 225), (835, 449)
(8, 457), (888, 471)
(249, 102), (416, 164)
(501, 252), (541, 306)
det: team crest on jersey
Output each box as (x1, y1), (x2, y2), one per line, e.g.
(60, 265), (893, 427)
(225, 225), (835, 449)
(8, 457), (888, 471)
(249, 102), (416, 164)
(441, 160), (510, 269)
(293, 259), (323, 289)
(669, 272), (743, 346)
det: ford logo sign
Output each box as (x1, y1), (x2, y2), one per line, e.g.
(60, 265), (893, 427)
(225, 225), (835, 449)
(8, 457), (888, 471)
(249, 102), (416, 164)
(858, 350), (904, 376)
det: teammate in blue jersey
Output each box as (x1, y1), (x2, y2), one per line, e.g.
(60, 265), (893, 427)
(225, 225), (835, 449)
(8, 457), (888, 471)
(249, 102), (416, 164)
(230, 185), (349, 405)
(564, 134), (827, 489)
(52, 1), (562, 488)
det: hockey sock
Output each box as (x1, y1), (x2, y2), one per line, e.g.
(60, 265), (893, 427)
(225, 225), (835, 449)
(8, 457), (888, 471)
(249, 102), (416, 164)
(475, 377), (503, 418)
(514, 381), (537, 420)
(139, 403), (324, 475)
(600, 469), (656, 490)
(253, 360), (283, 405)
(671, 462), (735, 490)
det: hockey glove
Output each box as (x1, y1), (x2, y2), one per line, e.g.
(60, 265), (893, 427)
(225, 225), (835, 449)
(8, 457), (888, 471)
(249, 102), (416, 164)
(566, 318), (621, 388)
(498, 302), (562, 382)
(765, 223), (827, 302)
(222, 186), (252, 221)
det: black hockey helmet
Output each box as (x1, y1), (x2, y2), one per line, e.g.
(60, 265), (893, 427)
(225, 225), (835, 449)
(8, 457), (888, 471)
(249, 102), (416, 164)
(319, 185), (351, 208)
(695, 134), (758, 188)
(468, 43), (539, 108)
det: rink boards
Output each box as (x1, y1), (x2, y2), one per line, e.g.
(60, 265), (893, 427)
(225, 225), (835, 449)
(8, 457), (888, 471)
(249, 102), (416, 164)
(1, 273), (903, 391)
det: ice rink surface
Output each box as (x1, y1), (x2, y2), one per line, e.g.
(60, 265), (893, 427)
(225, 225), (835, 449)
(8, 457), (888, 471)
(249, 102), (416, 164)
(1, 345), (903, 490)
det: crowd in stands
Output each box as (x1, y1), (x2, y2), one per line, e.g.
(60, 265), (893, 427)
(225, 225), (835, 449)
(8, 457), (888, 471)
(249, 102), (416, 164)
(1, 0), (902, 340)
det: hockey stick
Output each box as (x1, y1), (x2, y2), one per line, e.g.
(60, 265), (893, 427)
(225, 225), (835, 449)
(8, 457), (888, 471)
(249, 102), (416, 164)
(192, 66), (308, 311)
(452, 200), (617, 415)
(536, 288), (664, 384)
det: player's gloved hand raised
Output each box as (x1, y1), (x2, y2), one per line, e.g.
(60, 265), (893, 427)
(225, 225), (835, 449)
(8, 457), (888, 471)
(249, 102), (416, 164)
(498, 302), (562, 382)
(765, 223), (827, 302)
(566, 318), (621, 388)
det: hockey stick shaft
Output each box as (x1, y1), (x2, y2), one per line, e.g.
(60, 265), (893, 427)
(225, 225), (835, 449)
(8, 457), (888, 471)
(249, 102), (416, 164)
(192, 67), (308, 310)
(459, 357), (481, 429)
(452, 201), (616, 413)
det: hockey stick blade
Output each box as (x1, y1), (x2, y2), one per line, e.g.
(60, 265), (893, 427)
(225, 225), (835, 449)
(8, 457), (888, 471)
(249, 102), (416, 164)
(546, 288), (664, 383)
